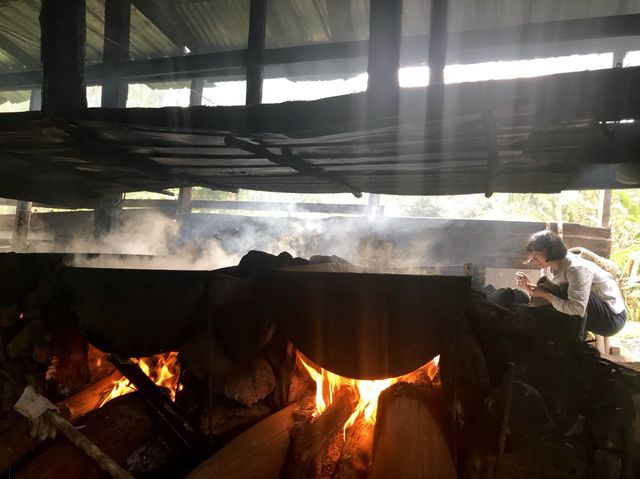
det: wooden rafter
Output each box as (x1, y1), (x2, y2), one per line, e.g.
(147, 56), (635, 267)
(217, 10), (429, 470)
(131, 0), (199, 52)
(0, 32), (38, 69)
(224, 136), (362, 197)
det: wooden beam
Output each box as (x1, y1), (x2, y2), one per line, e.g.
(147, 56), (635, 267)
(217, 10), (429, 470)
(131, 0), (199, 52)
(326, 0), (355, 42)
(4, 14), (640, 91)
(224, 136), (362, 197)
(367, 0), (402, 112)
(40, 0), (87, 115)
(246, 0), (268, 107)
(102, 0), (131, 108)
(0, 32), (38, 70)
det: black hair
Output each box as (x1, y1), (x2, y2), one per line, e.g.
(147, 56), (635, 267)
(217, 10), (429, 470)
(526, 230), (567, 261)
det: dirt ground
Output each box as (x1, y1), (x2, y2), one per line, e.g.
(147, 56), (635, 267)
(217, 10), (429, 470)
(610, 321), (640, 362)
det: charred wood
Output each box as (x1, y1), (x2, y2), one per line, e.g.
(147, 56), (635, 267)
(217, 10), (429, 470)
(439, 320), (490, 432)
(370, 382), (455, 479)
(110, 355), (200, 454)
(6, 319), (45, 359)
(179, 332), (276, 407)
(282, 387), (358, 479)
(208, 273), (275, 363)
(333, 415), (373, 479)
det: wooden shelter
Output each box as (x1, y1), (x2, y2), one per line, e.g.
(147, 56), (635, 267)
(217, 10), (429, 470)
(0, 1), (639, 206)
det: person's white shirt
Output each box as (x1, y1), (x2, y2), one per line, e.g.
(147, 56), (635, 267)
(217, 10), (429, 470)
(549, 253), (625, 316)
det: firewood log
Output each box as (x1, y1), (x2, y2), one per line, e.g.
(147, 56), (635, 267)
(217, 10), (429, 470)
(282, 387), (358, 479)
(186, 402), (303, 479)
(13, 393), (153, 479)
(58, 370), (123, 421)
(6, 319), (45, 359)
(333, 415), (373, 479)
(370, 382), (455, 479)
(0, 371), (125, 474)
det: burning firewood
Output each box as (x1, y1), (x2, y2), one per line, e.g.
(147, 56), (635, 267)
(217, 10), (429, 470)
(369, 382), (455, 479)
(282, 386), (358, 479)
(186, 401), (305, 479)
(333, 414), (373, 479)
(0, 370), (123, 474)
(11, 393), (153, 479)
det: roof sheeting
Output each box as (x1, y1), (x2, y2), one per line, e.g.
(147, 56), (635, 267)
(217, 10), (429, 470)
(0, 65), (638, 206)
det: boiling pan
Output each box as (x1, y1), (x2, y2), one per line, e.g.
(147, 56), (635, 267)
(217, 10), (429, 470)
(262, 270), (471, 380)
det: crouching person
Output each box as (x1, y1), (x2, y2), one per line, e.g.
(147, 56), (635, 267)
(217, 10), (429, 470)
(516, 230), (626, 338)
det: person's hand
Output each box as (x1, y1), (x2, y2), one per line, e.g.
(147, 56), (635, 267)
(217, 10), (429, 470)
(515, 272), (534, 289)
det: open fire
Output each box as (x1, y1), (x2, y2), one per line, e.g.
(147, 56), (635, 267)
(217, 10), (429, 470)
(100, 351), (181, 407)
(299, 352), (440, 431)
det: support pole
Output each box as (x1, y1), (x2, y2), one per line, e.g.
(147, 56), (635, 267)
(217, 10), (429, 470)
(40, 0), (87, 115)
(366, 0), (402, 114)
(11, 87), (41, 250)
(12, 201), (32, 251)
(246, 0), (268, 107)
(102, 0), (131, 108)
(176, 77), (205, 217)
(428, 0), (449, 86)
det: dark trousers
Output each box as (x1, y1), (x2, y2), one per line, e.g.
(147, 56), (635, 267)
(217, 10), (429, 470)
(579, 295), (627, 338)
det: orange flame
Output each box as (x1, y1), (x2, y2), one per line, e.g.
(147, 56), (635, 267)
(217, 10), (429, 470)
(298, 353), (439, 432)
(100, 352), (181, 407)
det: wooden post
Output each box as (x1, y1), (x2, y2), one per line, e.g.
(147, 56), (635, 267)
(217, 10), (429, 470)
(177, 186), (193, 216)
(175, 77), (204, 217)
(40, 0), (87, 115)
(12, 87), (40, 250)
(101, 0), (131, 108)
(246, 0), (268, 107)
(427, 0), (449, 86)
(366, 0), (402, 113)
(426, 0), (448, 121)
(12, 201), (32, 251)
(93, 193), (123, 239)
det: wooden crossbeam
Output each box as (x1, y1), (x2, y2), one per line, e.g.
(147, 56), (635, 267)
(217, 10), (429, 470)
(3, 14), (640, 91)
(225, 136), (362, 197)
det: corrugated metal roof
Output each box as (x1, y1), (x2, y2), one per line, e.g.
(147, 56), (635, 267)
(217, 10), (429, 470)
(0, 65), (637, 206)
